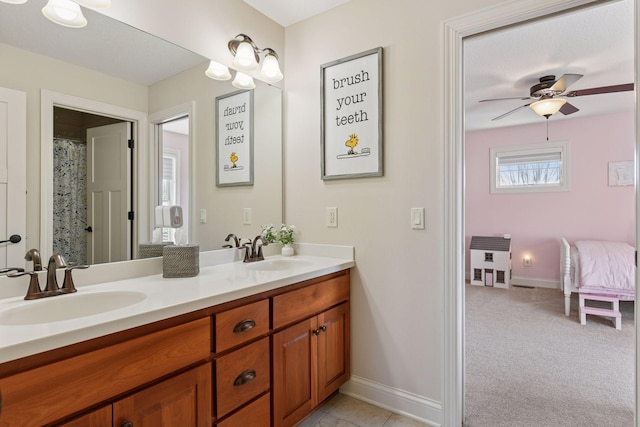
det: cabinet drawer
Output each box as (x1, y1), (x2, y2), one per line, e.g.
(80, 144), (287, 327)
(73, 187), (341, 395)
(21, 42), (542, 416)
(272, 273), (349, 329)
(215, 299), (269, 353)
(215, 337), (270, 418)
(216, 393), (270, 427)
(0, 317), (211, 426)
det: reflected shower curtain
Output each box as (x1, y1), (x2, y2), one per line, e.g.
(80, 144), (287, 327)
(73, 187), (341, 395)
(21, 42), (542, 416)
(53, 138), (87, 265)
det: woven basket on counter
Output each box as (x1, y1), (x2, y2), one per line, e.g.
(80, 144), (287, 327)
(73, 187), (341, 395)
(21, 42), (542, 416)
(138, 242), (173, 259)
(162, 244), (199, 278)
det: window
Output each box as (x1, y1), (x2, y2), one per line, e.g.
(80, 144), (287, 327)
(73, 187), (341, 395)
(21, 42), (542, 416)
(496, 270), (505, 284)
(473, 269), (482, 281)
(484, 252), (493, 262)
(490, 141), (569, 193)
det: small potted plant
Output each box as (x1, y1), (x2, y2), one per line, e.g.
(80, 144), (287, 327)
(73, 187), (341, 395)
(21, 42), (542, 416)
(261, 224), (296, 256)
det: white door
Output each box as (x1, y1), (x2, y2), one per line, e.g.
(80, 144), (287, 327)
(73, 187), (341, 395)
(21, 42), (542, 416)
(86, 122), (130, 264)
(0, 87), (26, 270)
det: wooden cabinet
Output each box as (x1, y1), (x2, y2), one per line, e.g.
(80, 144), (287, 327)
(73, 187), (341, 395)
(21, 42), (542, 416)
(0, 269), (350, 427)
(272, 272), (350, 427)
(113, 363), (211, 427)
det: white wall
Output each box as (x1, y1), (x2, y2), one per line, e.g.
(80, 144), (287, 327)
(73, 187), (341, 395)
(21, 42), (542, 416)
(283, 0), (502, 422)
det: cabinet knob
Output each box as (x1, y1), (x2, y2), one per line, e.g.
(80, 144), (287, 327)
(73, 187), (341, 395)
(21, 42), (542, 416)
(121, 422), (133, 427)
(233, 318), (256, 333)
(320, 325), (327, 332)
(312, 328), (321, 336)
(233, 369), (257, 386)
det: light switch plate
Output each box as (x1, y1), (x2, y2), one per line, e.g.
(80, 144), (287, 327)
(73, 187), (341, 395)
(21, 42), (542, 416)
(200, 209), (207, 224)
(243, 207), (252, 225)
(411, 207), (425, 230)
(326, 207), (338, 228)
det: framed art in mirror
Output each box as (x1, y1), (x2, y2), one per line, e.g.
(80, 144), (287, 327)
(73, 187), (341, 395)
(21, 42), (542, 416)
(216, 90), (254, 187)
(321, 47), (383, 180)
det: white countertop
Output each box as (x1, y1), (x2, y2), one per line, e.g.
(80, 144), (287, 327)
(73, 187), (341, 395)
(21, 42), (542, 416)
(0, 244), (354, 364)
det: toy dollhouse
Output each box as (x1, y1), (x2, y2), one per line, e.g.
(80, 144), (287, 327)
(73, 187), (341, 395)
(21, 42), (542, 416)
(470, 236), (511, 288)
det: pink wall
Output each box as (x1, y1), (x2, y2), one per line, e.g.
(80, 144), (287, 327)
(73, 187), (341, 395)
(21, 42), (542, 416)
(465, 111), (635, 285)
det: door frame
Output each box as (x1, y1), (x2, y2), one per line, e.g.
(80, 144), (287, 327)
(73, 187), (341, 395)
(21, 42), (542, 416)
(441, 0), (638, 426)
(40, 90), (149, 262)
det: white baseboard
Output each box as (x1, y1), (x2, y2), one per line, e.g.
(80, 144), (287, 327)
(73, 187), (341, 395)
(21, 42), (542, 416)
(339, 375), (442, 427)
(465, 272), (560, 289)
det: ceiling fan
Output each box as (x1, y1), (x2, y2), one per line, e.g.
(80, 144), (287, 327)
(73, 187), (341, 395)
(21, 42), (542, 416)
(480, 74), (634, 121)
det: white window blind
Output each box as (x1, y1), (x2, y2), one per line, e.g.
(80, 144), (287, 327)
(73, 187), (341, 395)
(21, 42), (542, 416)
(490, 141), (569, 193)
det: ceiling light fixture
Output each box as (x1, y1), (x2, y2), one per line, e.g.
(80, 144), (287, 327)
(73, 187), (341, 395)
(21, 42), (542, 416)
(42, 0), (87, 28)
(529, 97), (566, 118)
(0, 0), (28, 4)
(205, 33), (283, 85)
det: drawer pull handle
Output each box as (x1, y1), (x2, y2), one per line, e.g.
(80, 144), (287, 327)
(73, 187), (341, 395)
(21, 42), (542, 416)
(233, 318), (256, 333)
(234, 369), (257, 386)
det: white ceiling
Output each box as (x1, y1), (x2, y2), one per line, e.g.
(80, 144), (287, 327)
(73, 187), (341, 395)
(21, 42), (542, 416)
(464, 0), (635, 131)
(243, 0), (350, 27)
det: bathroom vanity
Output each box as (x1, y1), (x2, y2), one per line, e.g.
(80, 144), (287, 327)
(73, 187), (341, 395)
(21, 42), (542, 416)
(0, 247), (353, 427)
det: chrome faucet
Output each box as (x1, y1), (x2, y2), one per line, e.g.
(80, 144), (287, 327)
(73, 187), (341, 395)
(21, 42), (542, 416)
(242, 235), (268, 263)
(24, 248), (42, 271)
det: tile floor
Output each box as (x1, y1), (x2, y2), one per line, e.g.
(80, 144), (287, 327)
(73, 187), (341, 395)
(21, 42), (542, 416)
(297, 393), (429, 427)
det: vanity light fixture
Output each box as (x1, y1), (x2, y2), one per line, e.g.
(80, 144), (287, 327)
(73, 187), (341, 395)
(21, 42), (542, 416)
(204, 34), (283, 85)
(205, 60), (232, 80)
(42, 0), (87, 28)
(232, 71), (256, 90)
(0, 0), (28, 4)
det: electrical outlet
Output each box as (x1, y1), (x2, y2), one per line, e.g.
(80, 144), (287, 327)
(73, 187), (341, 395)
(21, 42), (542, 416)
(243, 208), (252, 225)
(326, 207), (338, 227)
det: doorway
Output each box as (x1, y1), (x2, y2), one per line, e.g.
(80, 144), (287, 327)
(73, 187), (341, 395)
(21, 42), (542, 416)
(441, 0), (639, 426)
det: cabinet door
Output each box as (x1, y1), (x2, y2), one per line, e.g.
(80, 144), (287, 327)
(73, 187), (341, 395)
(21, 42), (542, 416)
(58, 406), (112, 427)
(113, 363), (211, 427)
(272, 317), (316, 427)
(317, 303), (350, 402)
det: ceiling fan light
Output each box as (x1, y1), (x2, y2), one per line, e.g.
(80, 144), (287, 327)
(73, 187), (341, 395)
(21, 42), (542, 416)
(205, 60), (231, 80)
(73, 0), (111, 9)
(530, 98), (566, 117)
(232, 71), (256, 90)
(42, 0), (87, 28)
(232, 41), (259, 71)
(258, 52), (283, 82)
(0, 0), (29, 4)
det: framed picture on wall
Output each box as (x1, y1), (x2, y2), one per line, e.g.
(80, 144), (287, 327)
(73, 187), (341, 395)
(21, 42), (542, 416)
(321, 47), (383, 180)
(216, 89), (254, 187)
(608, 160), (633, 186)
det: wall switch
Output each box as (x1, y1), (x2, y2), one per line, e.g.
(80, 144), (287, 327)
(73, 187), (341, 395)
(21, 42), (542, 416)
(200, 209), (206, 224)
(243, 208), (252, 225)
(411, 207), (425, 230)
(326, 207), (338, 228)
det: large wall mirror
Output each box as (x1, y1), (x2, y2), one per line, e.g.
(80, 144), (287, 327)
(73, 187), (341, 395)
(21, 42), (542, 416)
(0, 0), (283, 266)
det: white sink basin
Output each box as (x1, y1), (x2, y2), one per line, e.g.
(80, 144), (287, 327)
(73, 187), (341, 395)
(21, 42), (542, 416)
(243, 258), (314, 272)
(0, 291), (147, 325)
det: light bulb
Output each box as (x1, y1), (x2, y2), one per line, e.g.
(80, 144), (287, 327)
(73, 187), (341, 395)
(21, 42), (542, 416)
(42, 0), (87, 28)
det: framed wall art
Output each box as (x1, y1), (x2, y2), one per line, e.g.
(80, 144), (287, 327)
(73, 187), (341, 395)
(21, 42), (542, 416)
(321, 47), (383, 180)
(608, 160), (633, 186)
(216, 89), (254, 187)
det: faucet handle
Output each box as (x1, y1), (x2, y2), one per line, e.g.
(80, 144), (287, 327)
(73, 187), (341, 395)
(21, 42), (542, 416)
(8, 270), (42, 300)
(60, 265), (90, 294)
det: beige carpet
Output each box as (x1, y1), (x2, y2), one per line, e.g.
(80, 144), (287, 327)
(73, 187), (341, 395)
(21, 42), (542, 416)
(464, 284), (634, 427)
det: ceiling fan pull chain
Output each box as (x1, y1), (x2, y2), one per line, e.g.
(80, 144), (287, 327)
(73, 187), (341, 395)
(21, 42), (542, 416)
(546, 118), (549, 141)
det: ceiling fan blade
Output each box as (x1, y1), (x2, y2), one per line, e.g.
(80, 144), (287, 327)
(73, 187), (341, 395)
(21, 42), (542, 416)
(550, 74), (583, 93)
(491, 104), (530, 121)
(559, 102), (579, 115)
(565, 83), (634, 97)
(479, 96), (530, 103)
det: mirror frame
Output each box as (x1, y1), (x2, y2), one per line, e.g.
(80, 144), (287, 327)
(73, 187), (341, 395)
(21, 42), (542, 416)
(40, 89), (150, 264)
